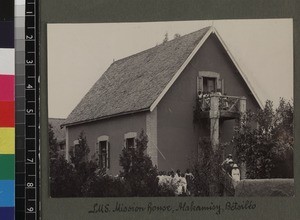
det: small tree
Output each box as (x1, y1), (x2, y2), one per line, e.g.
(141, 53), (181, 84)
(119, 130), (159, 196)
(232, 98), (293, 179)
(70, 132), (98, 196)
(70, 131), (90, 169)
(53, 132), (97, 197)
(162, 32), (169, 44)
(49, 123), (58, 159)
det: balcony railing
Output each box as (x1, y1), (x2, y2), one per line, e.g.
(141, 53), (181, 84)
(197, 94), (246, 119)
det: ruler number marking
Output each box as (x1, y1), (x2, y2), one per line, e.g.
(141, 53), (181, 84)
(26, 35), (34, 40)
(27, 158), (34, 163)
(27, 207), (34, 212)
(26, 109), (34, 114)
(27, 182), (34, 188)
(26, 60), (34, 64)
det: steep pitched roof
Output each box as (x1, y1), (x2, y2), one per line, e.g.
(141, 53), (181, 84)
(63, 26), (263, 127)
(49, 118), (66, 142)
(63, 27), (211, 126)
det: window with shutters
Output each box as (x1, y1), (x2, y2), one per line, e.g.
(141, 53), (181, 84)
(197, 71), (224, 94)
(96, 135), (110, 169)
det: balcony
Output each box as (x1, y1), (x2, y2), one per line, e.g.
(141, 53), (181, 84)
(197, 94), (246, 120)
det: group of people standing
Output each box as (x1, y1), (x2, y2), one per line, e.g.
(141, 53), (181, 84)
(158, 169), (195, 196)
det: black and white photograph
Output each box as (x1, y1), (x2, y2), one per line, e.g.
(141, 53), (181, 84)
(47, 19), (294, 198)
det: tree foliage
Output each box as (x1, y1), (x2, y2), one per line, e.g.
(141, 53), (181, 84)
(70, 131), (90, 169)
(232, 99), (293, 179)
(119, 130), (159, 196)
(162, 32), (169, 44)
(49, 123), (58, 159)
(82, 174), (130, 197)
(50, 131), (98, 197)
(173, 33), (181, 39)
(192, 138), (226, 196)
(50, 156), (79, 197)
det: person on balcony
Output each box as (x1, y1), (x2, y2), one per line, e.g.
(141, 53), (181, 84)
(215, 89), (222, 96)
(222, 93), (229, 110)
(198, 90), (203, 100)
(203, 92), (211, 110)
(198, 90), (204, 111)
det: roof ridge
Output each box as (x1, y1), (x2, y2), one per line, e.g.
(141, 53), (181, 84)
(49, 117), (66, 120)
(112, 26), (211, 65)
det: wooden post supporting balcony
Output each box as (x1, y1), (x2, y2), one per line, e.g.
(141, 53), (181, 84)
(209, 95), (220, 151)
(238, 96), (247, 127)
(197, 94), (247, 152)
(239, 97), (246, 114)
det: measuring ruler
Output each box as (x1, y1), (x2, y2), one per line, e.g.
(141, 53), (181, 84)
(15, 0), (39, 219)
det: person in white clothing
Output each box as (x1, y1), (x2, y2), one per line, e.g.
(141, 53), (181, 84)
(179, 173), (187, 195)
(231, 164), (241, 182)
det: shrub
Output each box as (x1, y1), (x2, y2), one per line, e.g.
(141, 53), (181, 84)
(50, 156), (79, 197)
(82, 174), (130, 197)
(49, 123), (59, 160)
(70, 131), (90, 169)
(119, 130), (159, 196)
(191, 138), (226, 196)
(50, 132), (98, 197)
(157, 182), (177, 196)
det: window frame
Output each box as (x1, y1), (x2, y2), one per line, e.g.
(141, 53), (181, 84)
(96, 135), (110, 169)
(71, 139), (79, 157)
(197, 71), (224, 94)
(124, 132), (137, 149)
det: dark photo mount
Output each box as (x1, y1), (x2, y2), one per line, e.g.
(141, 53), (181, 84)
(41, 1), (299, 220)
(0, 0), (14, 21)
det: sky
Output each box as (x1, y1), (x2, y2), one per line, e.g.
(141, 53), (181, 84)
(47, 19), (293, 118)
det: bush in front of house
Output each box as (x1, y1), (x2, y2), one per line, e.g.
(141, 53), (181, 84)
(119, 130), (160, 196)
(50, 155), (80, 197)
(70, 132), (90, 169)
(157, 181), (177, 196)
(82, 173), (131, 197)
(50, 130), (99, 197)
(50, 156), (99, 197)
(191, 137), (226, 196)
